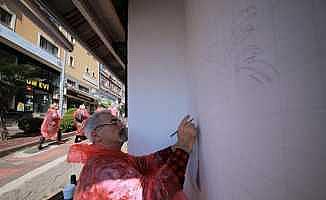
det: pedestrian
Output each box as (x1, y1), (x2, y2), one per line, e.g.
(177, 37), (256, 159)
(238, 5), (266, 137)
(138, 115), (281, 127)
(108, 103), (119, 117)
(95, 103), (106, 112)
(73, 104), (90, 143)
(38, 103), (61, 150)
(67, 111), (197, 200)
(0, 104), (8, 141)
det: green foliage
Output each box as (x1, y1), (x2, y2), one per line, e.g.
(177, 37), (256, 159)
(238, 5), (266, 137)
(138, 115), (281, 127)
(0, 58), (42, 106)
(98, 99), (112, 108)
(118, 104), (125, 116)
(60, 108), (77, 133)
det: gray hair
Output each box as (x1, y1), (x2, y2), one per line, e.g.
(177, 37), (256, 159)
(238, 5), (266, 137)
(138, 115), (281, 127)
(84, 110), (113, 143)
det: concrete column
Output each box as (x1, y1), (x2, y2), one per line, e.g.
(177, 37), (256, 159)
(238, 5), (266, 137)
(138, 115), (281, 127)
(59, 50), (67, 116)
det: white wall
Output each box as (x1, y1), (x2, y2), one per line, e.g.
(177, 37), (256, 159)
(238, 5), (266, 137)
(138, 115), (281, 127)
(184, 0), (326, 199)
(129, 0), (326, 199)
(128, 0), (189, 154)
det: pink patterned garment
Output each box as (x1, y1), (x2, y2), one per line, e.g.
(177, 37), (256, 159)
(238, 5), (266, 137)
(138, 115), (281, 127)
(40, 108), (60, 139)
(73, 109), (90, 136)
(67, 144), (189, 200)
(108, 107), (118, 117)
(95, 107), (105, 112)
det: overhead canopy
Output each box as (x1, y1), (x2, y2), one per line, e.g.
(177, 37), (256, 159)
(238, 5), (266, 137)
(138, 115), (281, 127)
(6, 0), (127, 83)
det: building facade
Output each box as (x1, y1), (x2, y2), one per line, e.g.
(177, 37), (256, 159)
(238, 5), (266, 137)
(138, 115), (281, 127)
(0, 2), (124, 115)
(0, 3), (61, 117)
(99, 63), (125, 105)
(59, 28), (100, 112)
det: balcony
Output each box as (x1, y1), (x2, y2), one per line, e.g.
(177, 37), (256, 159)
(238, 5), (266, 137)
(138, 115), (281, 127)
(100, 78), (122, 98)
(0, 23), (62, 70)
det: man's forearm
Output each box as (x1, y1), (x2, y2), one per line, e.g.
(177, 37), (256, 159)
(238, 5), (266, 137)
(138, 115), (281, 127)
(166, 148), (189, 188)
(172, 143), (192, 154)
(134, 146), (173, 173)
(154, 143), (191, 165)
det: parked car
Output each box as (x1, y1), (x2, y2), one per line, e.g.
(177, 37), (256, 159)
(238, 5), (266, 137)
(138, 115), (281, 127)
(18, 116), (43, 135)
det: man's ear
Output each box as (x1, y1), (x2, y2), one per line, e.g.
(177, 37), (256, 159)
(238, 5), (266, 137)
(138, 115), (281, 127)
(91, 131), (100, 142)
(91, 131), (97, 137)
(119, 127), (128, 143)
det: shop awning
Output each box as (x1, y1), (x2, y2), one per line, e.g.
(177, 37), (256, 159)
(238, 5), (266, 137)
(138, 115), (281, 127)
(66, 88), (97, 103)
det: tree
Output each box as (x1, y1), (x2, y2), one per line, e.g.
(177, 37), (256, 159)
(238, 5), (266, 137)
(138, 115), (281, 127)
(0, 58), (41, 139)
(0, 58), (42, 100)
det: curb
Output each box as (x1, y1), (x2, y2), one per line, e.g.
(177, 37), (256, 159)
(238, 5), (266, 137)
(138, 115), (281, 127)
(0, 131), (76, 157)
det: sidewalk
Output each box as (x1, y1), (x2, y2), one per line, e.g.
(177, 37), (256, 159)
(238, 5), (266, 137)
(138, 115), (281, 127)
(0, 131), (76, 157)
(0, 139), (82, 200)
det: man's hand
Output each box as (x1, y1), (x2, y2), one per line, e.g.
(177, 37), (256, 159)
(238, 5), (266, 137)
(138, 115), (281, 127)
(175, 115), (197, 153)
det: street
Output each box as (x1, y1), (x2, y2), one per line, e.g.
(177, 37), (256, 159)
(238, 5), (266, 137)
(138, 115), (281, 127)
(0, 135), (82, 200)
(0, 137), (72, 187)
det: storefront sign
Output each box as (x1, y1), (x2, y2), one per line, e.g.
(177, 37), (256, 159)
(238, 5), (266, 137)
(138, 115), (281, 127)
(26, 79), (49, 91)
(67, 89), (95, 102)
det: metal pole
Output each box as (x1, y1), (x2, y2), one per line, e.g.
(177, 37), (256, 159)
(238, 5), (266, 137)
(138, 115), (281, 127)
(59, 50), (67, 116)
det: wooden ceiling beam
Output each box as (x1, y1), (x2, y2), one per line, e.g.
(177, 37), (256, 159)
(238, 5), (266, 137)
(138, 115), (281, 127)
(71, 0), (125, 70)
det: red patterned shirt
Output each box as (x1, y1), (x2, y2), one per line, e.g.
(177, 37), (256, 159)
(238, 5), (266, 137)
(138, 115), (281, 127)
(67, 144), (189, 200)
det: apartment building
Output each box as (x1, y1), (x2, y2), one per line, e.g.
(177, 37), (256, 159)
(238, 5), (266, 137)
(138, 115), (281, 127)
(0, 2), (123, 114)
(59, 28), (100, 112)
(0, 3), (62, 115)
(99, 63), (125, 105)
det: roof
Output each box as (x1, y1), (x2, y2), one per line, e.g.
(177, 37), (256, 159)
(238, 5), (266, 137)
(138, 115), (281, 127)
(5, 0), (127, 83)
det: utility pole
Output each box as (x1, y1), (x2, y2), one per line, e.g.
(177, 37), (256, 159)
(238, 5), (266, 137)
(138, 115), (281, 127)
(59, 50), (67, 116)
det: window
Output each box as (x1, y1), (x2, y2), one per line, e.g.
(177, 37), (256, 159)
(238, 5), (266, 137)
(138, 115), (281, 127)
(24, 94), (33, 112)
(69, 56), (74, 67)
(86, 67), (89, 74)
(79, 85), (89, 93)
(70, 36), (75, 44)
(39, 36), (59, 56)
(0, 7), (13, 29)
(34, 90), (49, 113)
(92, 72), (95, 78)
(67, 79), (76, 87)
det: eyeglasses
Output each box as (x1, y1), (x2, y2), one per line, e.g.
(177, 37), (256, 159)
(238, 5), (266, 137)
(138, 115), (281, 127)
(93, 118), (120, 132)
